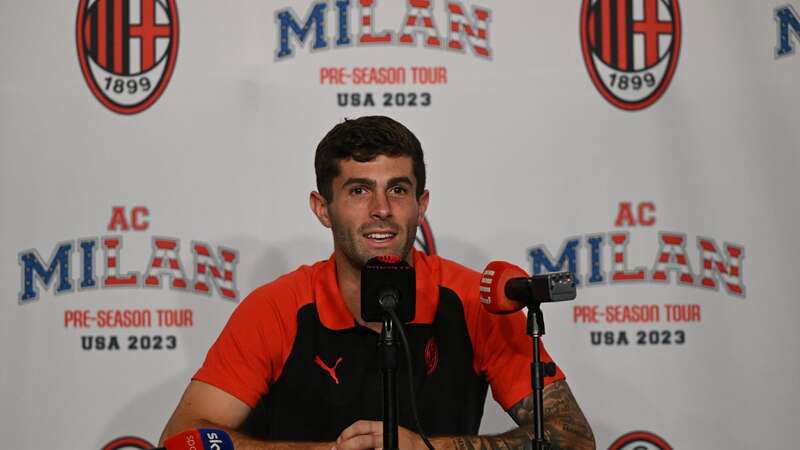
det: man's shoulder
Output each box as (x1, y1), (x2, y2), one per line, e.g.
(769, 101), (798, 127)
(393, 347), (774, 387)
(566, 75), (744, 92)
(241, 259), (329, 313)
(419, 252), (481, 303)
(425, 253), (480, 282)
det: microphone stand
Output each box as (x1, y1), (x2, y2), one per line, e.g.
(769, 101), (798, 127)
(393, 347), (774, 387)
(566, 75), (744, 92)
(527, 303), (555, 450)
(379, 295), (400, 450)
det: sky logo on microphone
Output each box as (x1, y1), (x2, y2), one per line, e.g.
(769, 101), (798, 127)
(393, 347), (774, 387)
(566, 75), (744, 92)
(162, 428), (234, 450)
(201, 429), (233, 450)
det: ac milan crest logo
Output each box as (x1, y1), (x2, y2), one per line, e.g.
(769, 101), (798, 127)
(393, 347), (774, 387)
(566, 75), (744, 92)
(609, 430), (672, 450)
(76, 0), (179, 114)
(101, 435), (154, 450)
(580, 0), (681, 110)
(424, 336), (439, 375)
(415, 216), (437, 256)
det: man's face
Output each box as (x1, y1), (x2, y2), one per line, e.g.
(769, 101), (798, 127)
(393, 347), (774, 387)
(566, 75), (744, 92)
(313, 155), (429, 269)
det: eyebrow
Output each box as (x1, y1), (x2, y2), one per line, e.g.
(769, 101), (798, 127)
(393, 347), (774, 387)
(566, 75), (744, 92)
(387, 176), (413, 187)
(341, 176), (413, 188)
(341, 177), (376, 189)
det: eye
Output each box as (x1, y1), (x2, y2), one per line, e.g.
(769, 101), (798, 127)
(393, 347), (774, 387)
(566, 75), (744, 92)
(350, 186), (367, 196)
(389, 185), (408, 195)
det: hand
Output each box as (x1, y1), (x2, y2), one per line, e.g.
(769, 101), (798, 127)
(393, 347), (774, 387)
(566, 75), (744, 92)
(335, 420), (422, 450)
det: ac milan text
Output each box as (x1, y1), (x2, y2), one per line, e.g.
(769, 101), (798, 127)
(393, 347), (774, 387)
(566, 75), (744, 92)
(276, 1), (491, 59)
(18, 236), (238, 303)
(529, 202), (745, 298)
(18, 206), (238, 303)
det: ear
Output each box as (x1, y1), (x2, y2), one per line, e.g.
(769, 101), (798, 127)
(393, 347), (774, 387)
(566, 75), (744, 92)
(417, 190), (430, 223)
(310, 191), (332, 228)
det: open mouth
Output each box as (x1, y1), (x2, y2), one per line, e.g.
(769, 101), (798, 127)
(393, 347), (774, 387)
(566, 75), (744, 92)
(363, 232), (397, 243)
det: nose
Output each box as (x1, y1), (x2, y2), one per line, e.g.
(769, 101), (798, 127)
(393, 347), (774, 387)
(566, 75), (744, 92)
(370, 190), (392, 220)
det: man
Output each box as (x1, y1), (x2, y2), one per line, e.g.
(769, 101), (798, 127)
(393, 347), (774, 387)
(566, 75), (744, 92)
(160, 116), (595, 450)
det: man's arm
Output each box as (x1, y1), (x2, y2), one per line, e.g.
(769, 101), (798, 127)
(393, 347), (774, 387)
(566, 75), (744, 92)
(446, 379), (594, 450)
(502, 380), (595, 450)
(159, 380), (332, 450)
(335, 380), (594, 450)
(443, 380), (594, 450)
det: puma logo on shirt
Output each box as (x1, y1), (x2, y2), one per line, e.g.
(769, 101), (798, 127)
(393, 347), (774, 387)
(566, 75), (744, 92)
(314, 355), (343, 384)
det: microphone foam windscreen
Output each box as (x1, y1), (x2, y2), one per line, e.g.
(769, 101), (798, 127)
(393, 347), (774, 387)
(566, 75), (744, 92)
(480, 261), (528, 309)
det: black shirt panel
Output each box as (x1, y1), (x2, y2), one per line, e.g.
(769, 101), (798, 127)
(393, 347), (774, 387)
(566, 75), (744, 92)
(241, 286), (488, 441)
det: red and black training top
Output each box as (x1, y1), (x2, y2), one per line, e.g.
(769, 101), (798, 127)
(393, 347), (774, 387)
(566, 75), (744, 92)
(194, 250), (564, 441)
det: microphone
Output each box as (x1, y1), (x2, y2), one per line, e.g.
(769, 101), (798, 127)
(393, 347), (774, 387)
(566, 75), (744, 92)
(479, 261), (576, 314)
(155, 428), (234, 450)
(361, 255), (416, 323)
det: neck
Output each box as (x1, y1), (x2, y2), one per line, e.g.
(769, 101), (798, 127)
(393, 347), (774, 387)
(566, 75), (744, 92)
(334, 251), (382, 332)
(334, 250), (415, 333)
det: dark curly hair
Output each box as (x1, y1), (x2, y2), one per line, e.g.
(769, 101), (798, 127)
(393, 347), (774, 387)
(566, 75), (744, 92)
(314, 116), (426, 202)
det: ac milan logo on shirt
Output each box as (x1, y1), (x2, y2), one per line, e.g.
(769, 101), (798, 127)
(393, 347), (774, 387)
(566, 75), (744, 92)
(76, 0), (179, 114)
(609, 430), (672, 450)
(580, 0), (681, 110)
(424, 336), (439, 375)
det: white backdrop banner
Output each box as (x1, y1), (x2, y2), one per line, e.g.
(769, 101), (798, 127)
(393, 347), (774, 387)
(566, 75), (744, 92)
(2, 1), (799, 449)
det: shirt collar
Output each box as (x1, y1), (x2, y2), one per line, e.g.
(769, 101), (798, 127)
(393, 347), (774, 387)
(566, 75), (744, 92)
(314, 249), (440, 330)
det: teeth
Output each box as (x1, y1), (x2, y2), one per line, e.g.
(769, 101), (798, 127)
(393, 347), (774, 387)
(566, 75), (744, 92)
(366, 233), (393, 240)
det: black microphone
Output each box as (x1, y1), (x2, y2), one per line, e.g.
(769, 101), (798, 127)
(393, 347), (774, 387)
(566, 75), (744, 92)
(480, 261), (576, 314)
(361, 255), (416, 323)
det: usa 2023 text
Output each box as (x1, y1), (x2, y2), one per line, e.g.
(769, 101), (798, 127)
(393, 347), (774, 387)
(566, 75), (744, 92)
(336, 92), (431, 107)
(590, 330), (686, 346)
(80, 334), (177, 351)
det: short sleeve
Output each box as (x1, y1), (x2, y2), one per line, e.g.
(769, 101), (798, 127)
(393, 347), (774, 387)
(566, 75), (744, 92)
(473, 307), (566, 411)
(192, 287), (288, 409)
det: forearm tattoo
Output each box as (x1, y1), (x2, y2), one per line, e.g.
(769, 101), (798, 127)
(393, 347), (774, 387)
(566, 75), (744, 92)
(451, 426), (536, 450)
(503, 380), (595, 450)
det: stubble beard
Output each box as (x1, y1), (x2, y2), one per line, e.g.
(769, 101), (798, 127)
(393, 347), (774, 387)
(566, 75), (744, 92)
(331, 217), (418, 270)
